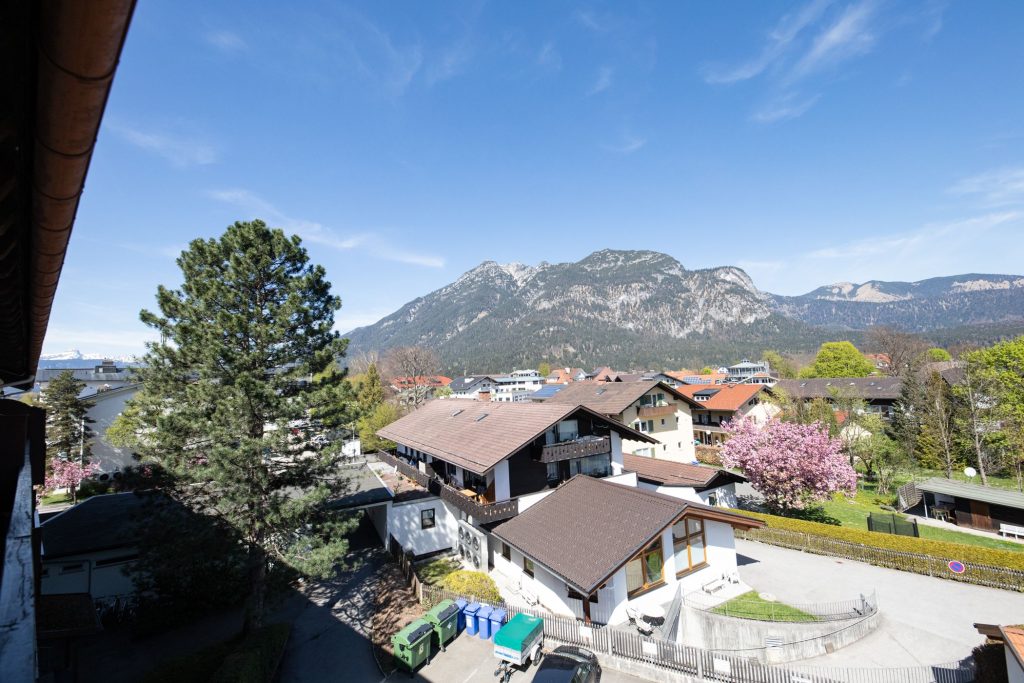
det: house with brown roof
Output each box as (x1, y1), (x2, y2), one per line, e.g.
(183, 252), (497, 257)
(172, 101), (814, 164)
(491, 475), (763, 625)
(374, 399), (657, 562)
(545, 367), (586, 384)
(622, 454), (747, 508)
(774, 377), (901, 420)
(542, 380), (700, 462)
(674, 384), (778, 447)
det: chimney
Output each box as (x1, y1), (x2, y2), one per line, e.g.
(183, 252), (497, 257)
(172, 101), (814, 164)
(477, 390), (491, 402)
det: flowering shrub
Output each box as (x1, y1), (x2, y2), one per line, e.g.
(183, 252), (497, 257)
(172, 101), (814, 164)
(721, 418), (856, 511)
(45, 457), (100, 503)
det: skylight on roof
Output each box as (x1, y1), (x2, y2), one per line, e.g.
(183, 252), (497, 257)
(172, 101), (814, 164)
(475, 413), (489, 422)
(595, 388), (606, 395)
(451, 409), (464, 417)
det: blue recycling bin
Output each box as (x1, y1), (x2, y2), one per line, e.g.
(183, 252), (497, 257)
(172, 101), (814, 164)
(489, 608), (507, 637)
(454, 598), (468, 632)
(476, 605), (493, 639)
(464, 602), (481, 636)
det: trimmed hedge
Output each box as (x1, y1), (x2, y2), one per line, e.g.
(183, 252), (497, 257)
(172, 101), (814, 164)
(736, 508), (1024, 594)
(440, 570), (502, 604)
(210, 624), (291, 683)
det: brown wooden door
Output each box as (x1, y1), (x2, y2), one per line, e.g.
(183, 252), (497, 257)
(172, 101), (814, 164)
(969, 500), (992, 530)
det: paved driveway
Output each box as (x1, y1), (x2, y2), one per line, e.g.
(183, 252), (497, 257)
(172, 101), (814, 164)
(410, 630), (649, 683)
(734, 538), (1024, 666)
(276, 514), (390, 682)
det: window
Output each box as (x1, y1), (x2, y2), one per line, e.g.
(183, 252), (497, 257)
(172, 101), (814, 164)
(660, 418), (666, 425)
(633, 419), (654, 433)
(673, 517), (707, 576)
(523, 557), (535, 577)
(501, 543), (511, 561)
(557, 419), (579, 442)
(421, 508), (436, 529)
(625, 539), (664, 597)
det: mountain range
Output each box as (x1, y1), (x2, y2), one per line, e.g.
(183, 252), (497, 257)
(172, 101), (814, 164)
(344, 250), (1024, 372)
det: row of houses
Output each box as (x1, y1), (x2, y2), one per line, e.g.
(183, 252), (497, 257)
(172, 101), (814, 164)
(366, 398), (764, 625)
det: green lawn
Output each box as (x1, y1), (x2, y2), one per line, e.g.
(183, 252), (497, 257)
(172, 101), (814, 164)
(710, 591), (818, 622)
(816, 482), (1023, 552)
(416, 557), (460, 586)
(40, 492), (71, 506)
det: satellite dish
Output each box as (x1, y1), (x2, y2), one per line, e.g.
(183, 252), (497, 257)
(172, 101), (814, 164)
(964, 467), (977, 478)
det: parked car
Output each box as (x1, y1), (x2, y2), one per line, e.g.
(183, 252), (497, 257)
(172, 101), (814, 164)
(533, 646), (600, 683)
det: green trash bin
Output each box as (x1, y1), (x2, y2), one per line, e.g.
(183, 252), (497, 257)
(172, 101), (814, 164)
(424, 599), (460, 652)
(392, 619), (434, 673)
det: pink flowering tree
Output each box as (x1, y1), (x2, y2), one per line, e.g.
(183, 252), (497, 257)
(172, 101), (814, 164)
(721, 418), (856, 512)
(45, 457), (99, 504)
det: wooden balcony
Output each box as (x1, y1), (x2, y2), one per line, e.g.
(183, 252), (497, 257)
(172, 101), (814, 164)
(638, 404), (676, 418)
(373, 450), (520, 523)
(540, 435), (611, 463)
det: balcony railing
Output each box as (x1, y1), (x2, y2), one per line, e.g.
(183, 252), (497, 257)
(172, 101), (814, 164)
(540, 435), (611, 463)
(373, 450), (520, 523)
(638, 404), (675, 418)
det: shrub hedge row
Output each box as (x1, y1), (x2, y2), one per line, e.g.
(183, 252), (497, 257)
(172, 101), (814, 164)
(736, 509), (1024, 575)
(439, 570), (503, 604)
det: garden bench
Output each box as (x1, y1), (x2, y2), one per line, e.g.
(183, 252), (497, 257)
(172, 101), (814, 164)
(999, 523), (1024, 539)
(702, 577), (726, 594)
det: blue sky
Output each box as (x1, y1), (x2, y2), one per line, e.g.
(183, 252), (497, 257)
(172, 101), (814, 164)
(47, 0), (1024, 356)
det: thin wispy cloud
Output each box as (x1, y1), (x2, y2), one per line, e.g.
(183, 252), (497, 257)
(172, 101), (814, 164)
(205, 30), (247, 52)
(950, 168), (1024, 207)
(790, 1), (877, 80)
(574, 10), (611, 33)
(536, 42), (562, 72)
(118, 242), (187, 260)
(588, 66), (614, 95)
(702, 0), (832, 84)
(603, 134), (647, 155)
(108, 123), (219, 167)
(752, 93), (820, 123)
(208, 188), (444, 268)
(808, 212), (1022, 259)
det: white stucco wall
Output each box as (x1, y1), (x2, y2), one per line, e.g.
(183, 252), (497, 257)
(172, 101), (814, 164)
(388, 498), (458, 558)
(85, 386), (141, 473)
(493, 517), (740, 627)
(494, 460), (510, 501)
(1007, 648), (1024, 683)
(697, 483), (738, 508)
(620, 390), (696, 463)
(41, 547), (137, 599)
(638, 481), (738, 508)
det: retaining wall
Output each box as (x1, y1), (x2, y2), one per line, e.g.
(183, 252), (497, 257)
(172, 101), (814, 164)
(681, 604), (880, 664)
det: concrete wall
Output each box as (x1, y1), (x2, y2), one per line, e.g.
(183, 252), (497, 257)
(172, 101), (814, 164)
(388, 498), (458, 558)
(681, 605), (880, 664)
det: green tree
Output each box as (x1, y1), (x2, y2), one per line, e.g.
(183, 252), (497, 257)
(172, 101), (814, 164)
(537, 361), (552, 378)
(359, 402), (400, 453)
(761, 350), (796, 379)
(799, 341), (875, 378)
(127, 220), (356, 634)
(925, 347), (953, 362)
(959, 338), (1024, 485)
(916, 371), (960, 478)
(41, 370), (94, 503)
(434, 385), (453, 398)
(358, 362), (386, 414)
(699, 366), (715, 375)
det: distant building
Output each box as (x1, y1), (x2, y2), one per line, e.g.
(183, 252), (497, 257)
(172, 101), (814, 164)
(545, 367), (586, 384)
(865, 353), (891, 372)
(543, 380), (700, 463)
(675, 384), (778, 447)
(448, 375), (499, 400)
(492, 369), (545, 402)
(774, 377), (902, 420)
(36, 360), (135, 395)
(724, 360), (777, 386)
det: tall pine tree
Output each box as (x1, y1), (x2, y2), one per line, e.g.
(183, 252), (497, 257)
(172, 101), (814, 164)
(127, 220), (356, 633)
(41, 370), (94, 503)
